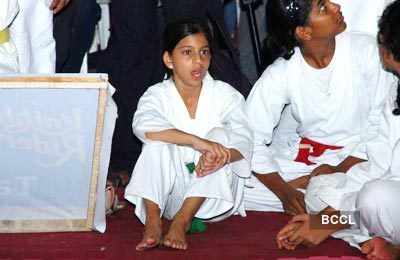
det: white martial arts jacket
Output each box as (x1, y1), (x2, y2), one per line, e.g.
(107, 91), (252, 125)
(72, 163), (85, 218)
(246, 32), (393, 175)
(347, 84), (400, 185)
(269, 0), (395, 170)
(0, 0), (19, 73)
(9, 0), (55, 73)
(133, 73), (253, 178)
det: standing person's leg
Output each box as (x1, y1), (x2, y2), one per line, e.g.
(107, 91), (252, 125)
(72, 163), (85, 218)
(53, 0), (75, 73)
(54, 0), (100, 73)
(238, 0), (267, 84)
(223, 0), (238, 40)
(105, 0), (162, 180)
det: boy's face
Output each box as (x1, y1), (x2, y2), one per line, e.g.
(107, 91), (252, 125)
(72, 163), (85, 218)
(379, 36), (400, 76)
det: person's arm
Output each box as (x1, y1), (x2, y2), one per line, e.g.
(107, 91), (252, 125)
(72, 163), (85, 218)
(146, 128), (230, 159)
(288, 156), (366, 190)
(335, 156), (366, 173)
(247, 63), (305, 214)
(133, 86), (175, 144)
(256, 172), (306, 215)
(309, 156), (366, 176)
(145, 128), (199, 147)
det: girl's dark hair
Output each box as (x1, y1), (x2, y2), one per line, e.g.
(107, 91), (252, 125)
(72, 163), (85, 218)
(378, 0), (400, 115)
(163, 17), (213, 78)
(262, 0), (312, 68)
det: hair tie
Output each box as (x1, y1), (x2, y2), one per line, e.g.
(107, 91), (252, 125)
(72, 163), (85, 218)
(285, 0), (300, 20)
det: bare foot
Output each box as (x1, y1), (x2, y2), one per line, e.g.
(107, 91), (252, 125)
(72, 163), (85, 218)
(361, 237), (400, 260)
(136, 218), (162, 251)
(163, 217), (189, 250)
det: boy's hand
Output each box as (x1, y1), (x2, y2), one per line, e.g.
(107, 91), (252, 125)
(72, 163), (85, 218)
(50, 0), (71, 14)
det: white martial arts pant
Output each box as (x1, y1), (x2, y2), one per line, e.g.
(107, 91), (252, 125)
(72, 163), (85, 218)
(125, 128), (245, 224)
(306, 174), (400, 248)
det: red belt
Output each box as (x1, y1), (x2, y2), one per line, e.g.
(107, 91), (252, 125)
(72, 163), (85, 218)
(294, 137), (343, 165)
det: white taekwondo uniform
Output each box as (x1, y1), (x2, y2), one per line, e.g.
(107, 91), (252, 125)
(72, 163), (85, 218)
(125, 73), (253, 223)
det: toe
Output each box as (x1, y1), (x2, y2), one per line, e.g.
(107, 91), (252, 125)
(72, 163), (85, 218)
(163, 238), (171, 247)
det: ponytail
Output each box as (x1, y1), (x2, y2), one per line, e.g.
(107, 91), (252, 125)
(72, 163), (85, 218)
(261, 0), (312, 68)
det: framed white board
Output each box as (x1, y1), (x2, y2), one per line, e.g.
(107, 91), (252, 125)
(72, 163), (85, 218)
(0, 75), (116, 233)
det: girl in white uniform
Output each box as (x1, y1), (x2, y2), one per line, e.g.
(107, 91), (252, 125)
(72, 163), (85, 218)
(0, 0), (19, 73)
(277, 1), (400, 259)
(244, 0), (394, 215)
(271, 0), (395, 162)
(124, 18), (252, 251)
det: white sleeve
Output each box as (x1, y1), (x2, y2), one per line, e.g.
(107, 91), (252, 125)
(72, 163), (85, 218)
(347, 104), (392, 182)
(220, 91), (253, 178)
(350, 39), (395, 159)
(0, 0), (19, 30)
(132, 87), (174, 144)
(246, 62), (290, 174)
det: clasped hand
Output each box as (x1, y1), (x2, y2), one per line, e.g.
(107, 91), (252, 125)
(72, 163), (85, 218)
(192, 138), (231, 177)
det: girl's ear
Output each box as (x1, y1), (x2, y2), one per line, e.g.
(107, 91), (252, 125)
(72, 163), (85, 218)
(163, 51), (173, 69)
(295, 26), (312, 41)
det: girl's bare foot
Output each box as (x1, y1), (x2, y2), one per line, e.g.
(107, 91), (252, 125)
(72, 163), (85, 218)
(361, 237), (400, 260)
(163, 216), (190, 250)
(136, 218), (162, 251)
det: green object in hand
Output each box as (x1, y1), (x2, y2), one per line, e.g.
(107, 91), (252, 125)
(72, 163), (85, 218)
(185, 162), (196, 174)
(188, 218), (207, 234)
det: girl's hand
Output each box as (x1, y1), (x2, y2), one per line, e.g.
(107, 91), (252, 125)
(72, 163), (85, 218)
(192, 138), (230, 164)
(194, 145), (231, 177)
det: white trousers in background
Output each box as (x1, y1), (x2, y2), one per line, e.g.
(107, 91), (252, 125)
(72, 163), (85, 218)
(10, 0), (55, 73)
(125, 128), (246, 224)
(0, 41), (18, 73)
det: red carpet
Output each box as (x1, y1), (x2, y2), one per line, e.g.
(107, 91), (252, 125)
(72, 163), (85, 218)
(0, 204), (364, 260)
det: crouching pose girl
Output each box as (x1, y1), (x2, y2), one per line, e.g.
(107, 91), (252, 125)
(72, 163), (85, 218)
(124, 18), (252, 251)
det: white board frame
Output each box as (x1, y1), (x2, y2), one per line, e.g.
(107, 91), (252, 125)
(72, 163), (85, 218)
(0, 75), (110, 233)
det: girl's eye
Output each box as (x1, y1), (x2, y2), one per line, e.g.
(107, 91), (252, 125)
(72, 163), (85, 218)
(200, 49), (210, 56)
(182, 49), (192, 55)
